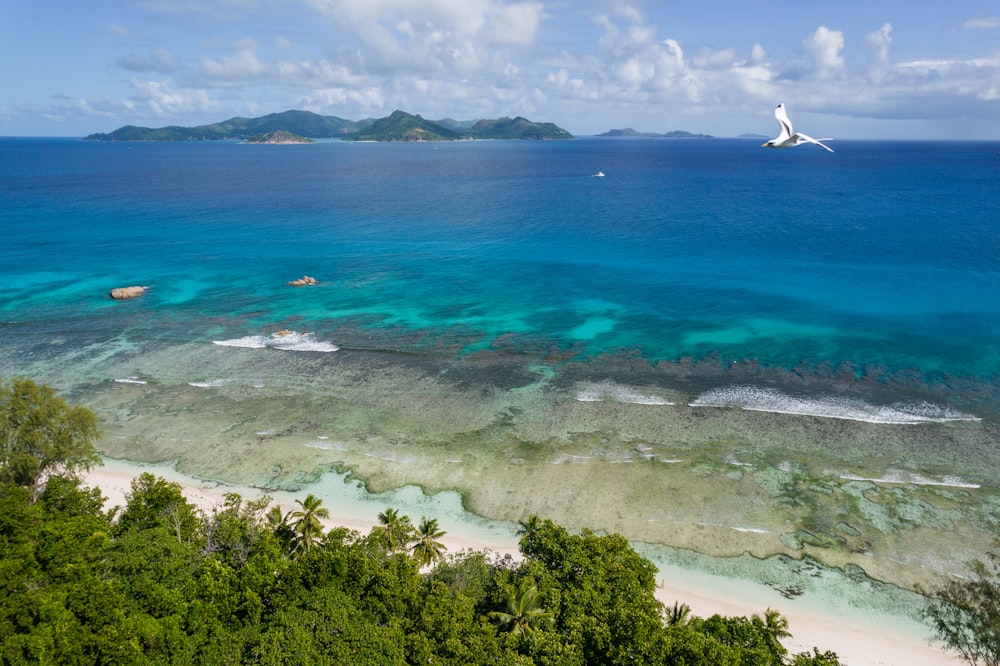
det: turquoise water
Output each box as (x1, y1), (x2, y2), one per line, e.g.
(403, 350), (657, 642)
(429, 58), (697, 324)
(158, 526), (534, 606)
(2, 137), (998, 420)
(6, 136), (999, 645)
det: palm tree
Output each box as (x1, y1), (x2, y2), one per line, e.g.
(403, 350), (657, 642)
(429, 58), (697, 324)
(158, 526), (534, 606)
(377, 507), (412, 552)
(489, 579), (553, 636)
(290, 493), (329, 557)
(667, 601), (692, 626)
(516, 514), (543, 541)
(754, 607), (791, 656)
(410, 516), (447, 568)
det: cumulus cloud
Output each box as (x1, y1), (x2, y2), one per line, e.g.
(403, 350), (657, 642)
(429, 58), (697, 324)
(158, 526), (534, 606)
(126, 79), (220, 117)
(302, 0), (543, 75)
(201, 48), (266, 82)
(866, 23), (892, 65)
(802, 26), (844, 78)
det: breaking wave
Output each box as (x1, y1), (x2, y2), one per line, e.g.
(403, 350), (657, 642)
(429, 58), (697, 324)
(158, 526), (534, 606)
(837, 468), (980, 489)
(213, 330), (339, 353)
(689, 386), (979, 424)
(575, 379), (673, 405)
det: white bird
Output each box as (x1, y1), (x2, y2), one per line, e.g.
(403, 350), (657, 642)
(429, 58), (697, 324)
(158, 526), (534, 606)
(762, 103), (833, 152)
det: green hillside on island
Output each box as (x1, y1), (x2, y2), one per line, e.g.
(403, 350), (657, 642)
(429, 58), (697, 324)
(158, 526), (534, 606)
(85, 109), (573, 142)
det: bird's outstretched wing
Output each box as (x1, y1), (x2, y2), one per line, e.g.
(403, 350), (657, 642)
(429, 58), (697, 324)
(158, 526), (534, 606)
(774, 103), (793, 142)
(794, 132), (834, 152)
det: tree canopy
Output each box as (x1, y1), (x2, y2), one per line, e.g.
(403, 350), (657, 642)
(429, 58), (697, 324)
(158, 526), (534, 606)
(0, 376), (100, 501)
(0, 379), (855, 664)
(0, 474), (851, 665)
(922, 550), (1000, 666)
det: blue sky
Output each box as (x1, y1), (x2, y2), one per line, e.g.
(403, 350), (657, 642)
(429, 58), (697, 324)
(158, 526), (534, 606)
(2, 0), (999, 138)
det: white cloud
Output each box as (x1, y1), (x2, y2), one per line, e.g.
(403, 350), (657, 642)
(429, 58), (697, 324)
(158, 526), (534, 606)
(964, 16), (1000, 29)
(201, 48), (266, 82)
(866, 23), (892, 66)
(802, 26), (844, 79)
(302, 0), (542, 75)
(127, 79), (220, 117)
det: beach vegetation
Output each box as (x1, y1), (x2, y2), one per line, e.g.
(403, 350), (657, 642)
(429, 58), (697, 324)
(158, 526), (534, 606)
(0, 377), (101, 502)
(489, 579), (553, 635)
(0, 474), (853, 665)
(289, 493), (329, 558)
(378, 506), (414, 552)
(411, 516), (448, 567)
(922, 549), (1000, 666)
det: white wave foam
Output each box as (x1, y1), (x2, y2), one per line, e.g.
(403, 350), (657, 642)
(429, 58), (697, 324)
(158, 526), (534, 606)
(189, 379), (227, 388)
(575, 379), (673, 405)
(114, 376), (147, 385)
(213, 331), (339, 353)
(838, 468), (980, 489)
(689, 386), (980, 424)
(304, 440), (348, 452)
(213, 335), (268, 349)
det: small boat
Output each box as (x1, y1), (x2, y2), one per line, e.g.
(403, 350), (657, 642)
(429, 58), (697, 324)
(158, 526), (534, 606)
(592, 171), (605, 177)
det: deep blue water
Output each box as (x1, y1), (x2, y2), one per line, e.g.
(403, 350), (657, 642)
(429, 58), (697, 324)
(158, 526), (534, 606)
(2, 137), (998, 414)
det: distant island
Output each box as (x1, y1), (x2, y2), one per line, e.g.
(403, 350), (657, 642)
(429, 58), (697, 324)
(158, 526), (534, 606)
(84, 109), (573, 142)
(597, 127), (714, 139)
(245, 130), (314, 144)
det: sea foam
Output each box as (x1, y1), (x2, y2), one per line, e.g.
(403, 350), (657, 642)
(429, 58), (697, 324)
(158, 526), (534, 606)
(575, 379), (673, 405)
(837, 468), (980, 489)
(689, 386), (979, 424)
(213, 331), (339, 353)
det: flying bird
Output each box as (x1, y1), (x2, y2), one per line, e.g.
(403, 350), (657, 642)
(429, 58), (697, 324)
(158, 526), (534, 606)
(762, 103), (834, 152)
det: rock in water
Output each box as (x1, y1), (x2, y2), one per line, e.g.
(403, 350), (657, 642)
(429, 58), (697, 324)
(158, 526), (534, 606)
(110, 286), (147, 299)
(287, 275), (317, 286)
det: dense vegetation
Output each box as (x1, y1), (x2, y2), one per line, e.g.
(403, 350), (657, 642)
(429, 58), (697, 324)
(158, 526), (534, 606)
(2, 375), (990, 665)
(84, 109), (574, 142)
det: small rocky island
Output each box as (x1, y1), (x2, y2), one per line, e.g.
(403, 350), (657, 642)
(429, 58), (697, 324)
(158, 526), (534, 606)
(245, 130), (314, 144)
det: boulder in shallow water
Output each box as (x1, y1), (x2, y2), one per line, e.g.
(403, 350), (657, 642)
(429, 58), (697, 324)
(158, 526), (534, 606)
(110, 286), (147, 300)
(287, 275), (317, 286)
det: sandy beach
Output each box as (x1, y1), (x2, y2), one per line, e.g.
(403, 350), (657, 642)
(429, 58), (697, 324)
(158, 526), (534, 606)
(83, 458), (960, 666)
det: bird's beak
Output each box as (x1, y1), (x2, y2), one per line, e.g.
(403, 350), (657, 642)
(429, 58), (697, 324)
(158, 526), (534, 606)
(761, 142), (767, 147)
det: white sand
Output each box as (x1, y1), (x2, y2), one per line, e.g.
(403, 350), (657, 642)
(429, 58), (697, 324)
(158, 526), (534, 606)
(82, 459), (959, 666)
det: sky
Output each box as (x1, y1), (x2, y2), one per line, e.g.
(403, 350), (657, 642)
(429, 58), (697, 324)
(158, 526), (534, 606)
(2, 0), (999, 139)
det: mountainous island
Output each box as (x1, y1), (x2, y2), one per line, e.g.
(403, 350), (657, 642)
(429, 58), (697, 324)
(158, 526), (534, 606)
(84, 109), (573, 142)
(598, 127), (714, 139)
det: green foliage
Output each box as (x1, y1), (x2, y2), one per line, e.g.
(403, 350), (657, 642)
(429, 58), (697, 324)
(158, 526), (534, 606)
(489, 579), (554, 635)
(377, 506), (414, 552)
(411, 516), (448, 567)
(0, 377), (101, 501)
(0, 459), (850, 666)
(113, 472), (201, 542)
(922, 550), (1000, 666)
(289, 493), (329, 558)
(788, 647), (845, 665)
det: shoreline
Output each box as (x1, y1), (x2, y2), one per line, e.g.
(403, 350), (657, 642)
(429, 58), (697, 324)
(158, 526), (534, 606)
(82, 457), (959, 665)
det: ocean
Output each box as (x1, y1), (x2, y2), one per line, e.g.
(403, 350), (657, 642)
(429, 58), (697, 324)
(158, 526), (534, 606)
(2, 136), (999, 597)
